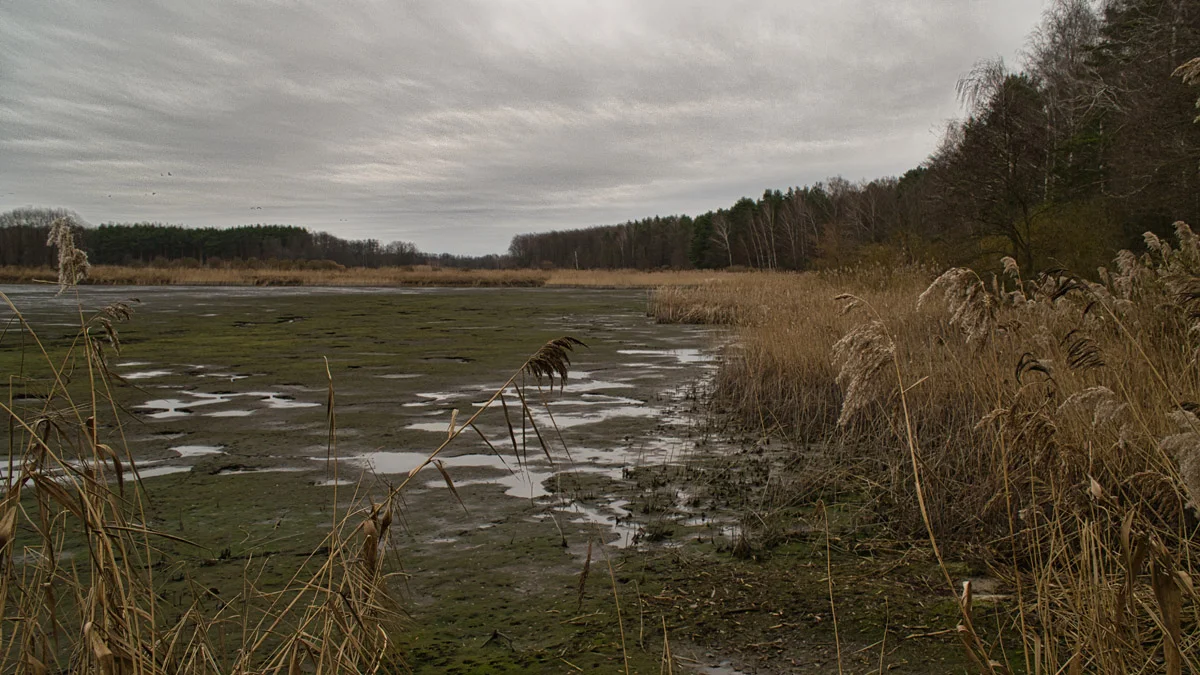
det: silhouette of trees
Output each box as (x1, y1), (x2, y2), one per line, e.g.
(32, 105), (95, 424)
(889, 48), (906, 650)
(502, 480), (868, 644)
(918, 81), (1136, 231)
(0, 214), (425, 268)
(509, 0), (1200, 274)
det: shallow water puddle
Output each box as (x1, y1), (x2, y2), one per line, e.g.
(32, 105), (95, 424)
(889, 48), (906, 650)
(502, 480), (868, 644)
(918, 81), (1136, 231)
(443, 467), (556, 499)
(253, 393), (321, 409)
(329, 450), (557, 499)
(336, 450), (515, 475)
(617, 348), (714, 364)
(186, 392), (235, 403)
(170, 444), (224, 458)
(559, 379), (636, 393)
(407, 399), (660, 434)
(214, 466), (308, 476)
(405, 421), (456, 433)
(124, 370), (174, 380)
(564, 500), (640, 548)
(140, 390), (319, 419)
(137, 464), (193, 479)
(532, 405), (660, 429)
(402, 391), (464, 408)
(546, 393), (644, 407)
(231, 391), (322, 409)
(140, 399), (195, 419)
(0, 458), (190, 483)
(140, 395), (229, 417)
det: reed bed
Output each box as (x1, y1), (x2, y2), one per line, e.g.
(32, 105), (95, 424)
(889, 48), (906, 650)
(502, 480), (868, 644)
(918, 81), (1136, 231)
(543, 268), (751, 288)
(0, 265), (767, 289)
(0, 265), (550, 287)
(651, 226), (1200, 673)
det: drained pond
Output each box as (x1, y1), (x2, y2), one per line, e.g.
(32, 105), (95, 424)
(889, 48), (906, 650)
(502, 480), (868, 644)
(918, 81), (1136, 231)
(1, 285), (733, 670)
(1, 285), (984, 674)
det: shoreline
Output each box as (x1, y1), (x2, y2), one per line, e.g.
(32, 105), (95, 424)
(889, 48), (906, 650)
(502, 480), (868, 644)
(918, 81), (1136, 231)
(0, 265), (758, 289)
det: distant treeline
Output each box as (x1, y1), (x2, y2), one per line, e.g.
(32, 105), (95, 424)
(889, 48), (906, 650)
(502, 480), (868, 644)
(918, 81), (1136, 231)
(510, 0), (1200, 274)
(0, 208), (500, 269)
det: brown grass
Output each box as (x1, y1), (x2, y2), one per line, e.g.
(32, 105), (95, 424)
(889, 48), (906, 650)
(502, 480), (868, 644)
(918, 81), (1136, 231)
(649, 226), (1200, 672)
(544, 268), (752, 288)
(0, 265), (772, 289)
(0, 264), (550, 287)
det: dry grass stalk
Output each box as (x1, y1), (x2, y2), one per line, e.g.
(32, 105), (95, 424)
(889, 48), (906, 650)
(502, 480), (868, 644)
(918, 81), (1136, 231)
(818, 501), (844, 675)
(45, 218), (90, 293)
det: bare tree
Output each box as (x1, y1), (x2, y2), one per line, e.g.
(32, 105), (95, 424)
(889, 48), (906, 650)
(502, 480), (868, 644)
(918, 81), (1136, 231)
(710, 213), (734, 267)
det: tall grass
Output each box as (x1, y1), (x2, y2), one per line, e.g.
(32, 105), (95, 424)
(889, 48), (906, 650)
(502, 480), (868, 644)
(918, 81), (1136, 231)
(651, 225), (1200, 672)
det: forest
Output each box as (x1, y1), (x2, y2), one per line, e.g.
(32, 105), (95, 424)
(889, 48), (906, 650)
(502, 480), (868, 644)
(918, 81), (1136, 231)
(510, 0), (1200, 275)
(0, 210), (508, 269)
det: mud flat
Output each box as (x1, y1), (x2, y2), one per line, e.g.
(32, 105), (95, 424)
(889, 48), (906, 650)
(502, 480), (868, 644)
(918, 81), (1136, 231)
(0, 285), (988, 673)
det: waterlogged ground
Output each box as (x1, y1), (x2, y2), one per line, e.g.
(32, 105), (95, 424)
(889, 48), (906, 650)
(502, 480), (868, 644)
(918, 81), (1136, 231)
(0, 285), (992, 673)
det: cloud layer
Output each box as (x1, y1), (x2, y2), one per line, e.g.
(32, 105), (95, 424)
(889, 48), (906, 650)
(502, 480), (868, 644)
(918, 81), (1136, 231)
(0, 1), (1044, 254)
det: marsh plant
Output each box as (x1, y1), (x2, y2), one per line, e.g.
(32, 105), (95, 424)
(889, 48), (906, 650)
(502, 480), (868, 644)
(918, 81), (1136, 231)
(652, 223), (1200, 673)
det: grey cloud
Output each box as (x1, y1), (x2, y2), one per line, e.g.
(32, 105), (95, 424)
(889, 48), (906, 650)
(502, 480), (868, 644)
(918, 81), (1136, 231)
(0, 0), (1045, 255)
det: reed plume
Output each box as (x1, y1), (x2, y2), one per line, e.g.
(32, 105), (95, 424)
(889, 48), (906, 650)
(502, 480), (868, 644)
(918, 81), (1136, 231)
(917, 267), (995, 343)
(831, 318), (894, 427)
(45, 217), (90, 293)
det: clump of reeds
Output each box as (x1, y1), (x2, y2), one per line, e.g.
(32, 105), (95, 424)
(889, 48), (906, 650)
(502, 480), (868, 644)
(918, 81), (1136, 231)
(651, 228), (1200, 671)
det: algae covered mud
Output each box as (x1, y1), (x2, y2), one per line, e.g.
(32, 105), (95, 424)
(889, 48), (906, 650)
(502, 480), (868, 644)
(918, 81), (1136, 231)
(2, 284), (724, 670)
(1, 285), (980, 673)
(2, 284), (713, 508)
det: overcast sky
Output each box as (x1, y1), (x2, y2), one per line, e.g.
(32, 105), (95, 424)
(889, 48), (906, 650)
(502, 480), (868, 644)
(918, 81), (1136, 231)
(0, 1), (1046, 255)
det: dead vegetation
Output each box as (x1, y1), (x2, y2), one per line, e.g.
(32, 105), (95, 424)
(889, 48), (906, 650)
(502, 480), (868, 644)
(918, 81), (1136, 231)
(0, 264), (755, 289)
(650, 224), (1200, 672)
(0, 264), (551, 288)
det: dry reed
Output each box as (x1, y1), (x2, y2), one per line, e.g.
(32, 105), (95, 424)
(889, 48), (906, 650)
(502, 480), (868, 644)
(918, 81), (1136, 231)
(650, 227), (1200, 672)
(0, 265), (765, 289)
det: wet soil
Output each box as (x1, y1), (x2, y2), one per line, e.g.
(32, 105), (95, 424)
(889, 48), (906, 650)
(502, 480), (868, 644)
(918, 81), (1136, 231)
(0, 285), (1012, 673)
